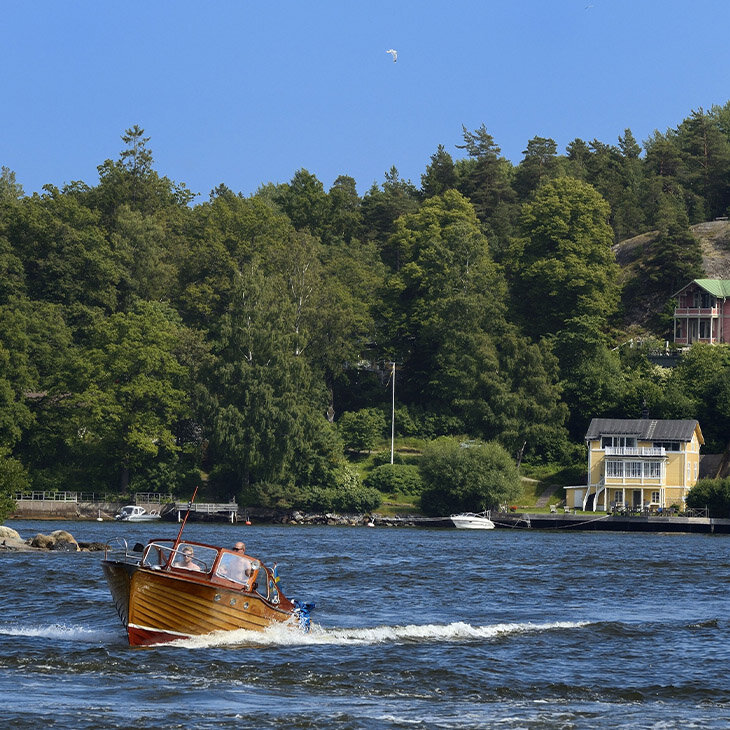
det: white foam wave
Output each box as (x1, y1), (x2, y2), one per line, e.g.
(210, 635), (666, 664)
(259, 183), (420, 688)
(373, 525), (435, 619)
(0, 623), (119, 642)
(171, 619), (589, 649)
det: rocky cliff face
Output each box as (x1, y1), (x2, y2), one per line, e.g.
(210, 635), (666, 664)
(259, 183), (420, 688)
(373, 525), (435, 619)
(613, 220), (730, 331)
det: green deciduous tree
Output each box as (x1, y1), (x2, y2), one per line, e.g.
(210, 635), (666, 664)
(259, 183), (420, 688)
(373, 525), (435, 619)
(658, 344), (730, 452)
(0, 167), (24, 202)
(338, 408), (387, 453)
(72, 301), (191, 491)
(199, 264), (342, 502)
(510, 177), (620, 339)
(0, 447), (26, 521)
(686, 477), (730, 518)
(419, 437), (521, 516)
(4, 189), (122, 314)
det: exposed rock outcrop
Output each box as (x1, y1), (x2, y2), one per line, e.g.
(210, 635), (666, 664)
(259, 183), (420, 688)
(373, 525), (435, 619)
(0, 527), (102, 551)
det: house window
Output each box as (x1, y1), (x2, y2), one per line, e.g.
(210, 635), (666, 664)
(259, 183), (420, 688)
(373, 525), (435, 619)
(700, 291), (713, 308)
(606, 461), (623, 478)
(650, 491), (660, 504)
(647, 462), (661, 478)
(699, 320), (711, 338)
(653, 441), (680, 452)
(601, 435), (638, 449)
(613, 490), (623, 504)
(627, 461), (643, 478)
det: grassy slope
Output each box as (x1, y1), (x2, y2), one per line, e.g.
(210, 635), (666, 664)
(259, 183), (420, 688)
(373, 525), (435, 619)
(350, 443), (584, 516)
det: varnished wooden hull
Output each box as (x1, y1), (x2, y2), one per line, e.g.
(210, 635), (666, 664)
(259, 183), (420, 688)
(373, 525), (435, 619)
(102, 560), (294, 646)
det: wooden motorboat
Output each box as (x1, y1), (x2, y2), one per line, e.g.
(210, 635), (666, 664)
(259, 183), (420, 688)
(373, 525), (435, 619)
(115, 505), (161, 522)
(450, 511), (495, 529)
(102, 537), (313, 646)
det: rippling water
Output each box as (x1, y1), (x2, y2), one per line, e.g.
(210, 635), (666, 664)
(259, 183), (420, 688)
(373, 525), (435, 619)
(1, 520), (729, 728)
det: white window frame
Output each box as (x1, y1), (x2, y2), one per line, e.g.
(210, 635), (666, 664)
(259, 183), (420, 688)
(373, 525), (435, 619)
(606, 461), (624, 478)
(627, 461), (643, 479)
(647, 462), (661, 479)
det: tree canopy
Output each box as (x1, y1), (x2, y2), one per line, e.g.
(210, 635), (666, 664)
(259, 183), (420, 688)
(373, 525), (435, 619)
(1, 111), (730, 515)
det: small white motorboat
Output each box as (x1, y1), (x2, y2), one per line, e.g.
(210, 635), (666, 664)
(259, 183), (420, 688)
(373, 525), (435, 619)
(115, 505), (162, 522)
(450, 511), (495, 529)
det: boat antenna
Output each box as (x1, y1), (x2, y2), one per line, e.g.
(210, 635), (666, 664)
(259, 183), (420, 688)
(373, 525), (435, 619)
(172, 485), (198, 552)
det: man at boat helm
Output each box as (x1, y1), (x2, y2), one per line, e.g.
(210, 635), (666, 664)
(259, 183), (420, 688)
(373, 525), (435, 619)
(180, 546), (202, 571)
(233, 542), (252, 580)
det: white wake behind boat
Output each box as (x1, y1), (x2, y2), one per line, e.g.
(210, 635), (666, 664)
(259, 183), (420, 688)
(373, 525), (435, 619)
(450, 511), (495, 529)
(115, 505), (162, 522)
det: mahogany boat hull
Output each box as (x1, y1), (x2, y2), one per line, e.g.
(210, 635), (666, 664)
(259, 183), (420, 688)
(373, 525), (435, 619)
(102, 560), (295, 646)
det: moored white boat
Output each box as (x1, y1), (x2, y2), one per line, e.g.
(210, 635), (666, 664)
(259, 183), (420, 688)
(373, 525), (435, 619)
(450, 511), (495, 529)
(115, 505), (161, 522)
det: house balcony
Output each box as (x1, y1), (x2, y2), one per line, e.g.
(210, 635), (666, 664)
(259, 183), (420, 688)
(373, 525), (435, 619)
(604, 446), (666, 457)
(674, 307), (719, 317)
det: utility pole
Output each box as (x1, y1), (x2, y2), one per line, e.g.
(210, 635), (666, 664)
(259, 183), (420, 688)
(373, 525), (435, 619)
(390, 361), (396, 465)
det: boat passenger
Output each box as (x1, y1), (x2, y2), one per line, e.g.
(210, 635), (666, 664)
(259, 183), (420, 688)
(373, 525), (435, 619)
(179, 546), (202, 571)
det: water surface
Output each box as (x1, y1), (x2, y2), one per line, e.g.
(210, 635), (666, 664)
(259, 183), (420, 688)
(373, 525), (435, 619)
(1, 520), (729, 728)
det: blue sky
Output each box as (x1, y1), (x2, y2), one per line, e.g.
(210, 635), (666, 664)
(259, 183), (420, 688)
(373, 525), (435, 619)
(3, 1), (730, 201)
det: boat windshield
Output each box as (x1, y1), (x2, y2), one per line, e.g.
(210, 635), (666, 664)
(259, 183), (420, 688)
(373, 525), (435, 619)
(215, 552), (258, 585)
(142, 541), (217, 573)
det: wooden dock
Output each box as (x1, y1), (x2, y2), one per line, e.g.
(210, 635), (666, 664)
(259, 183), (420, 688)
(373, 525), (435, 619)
(172, 501), (239, 523)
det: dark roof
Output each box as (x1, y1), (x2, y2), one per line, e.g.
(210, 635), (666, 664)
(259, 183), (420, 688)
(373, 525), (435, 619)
(585, 418), (702, 443)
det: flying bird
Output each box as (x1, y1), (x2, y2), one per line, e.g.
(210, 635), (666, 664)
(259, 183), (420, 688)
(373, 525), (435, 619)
(386, 49), (397, 62)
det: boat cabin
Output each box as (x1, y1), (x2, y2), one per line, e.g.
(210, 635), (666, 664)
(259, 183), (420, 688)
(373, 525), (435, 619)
(140, 539), (285, 607)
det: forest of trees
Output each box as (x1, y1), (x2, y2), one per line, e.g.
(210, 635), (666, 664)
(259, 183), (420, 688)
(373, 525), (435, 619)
(1, 104), (730, 514)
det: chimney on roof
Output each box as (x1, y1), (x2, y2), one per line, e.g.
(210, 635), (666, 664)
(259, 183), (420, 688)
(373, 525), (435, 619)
(641, 399), (649, 419)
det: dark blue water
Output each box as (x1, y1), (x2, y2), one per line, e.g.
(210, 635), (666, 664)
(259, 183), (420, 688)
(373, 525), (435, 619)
(1, 520), (729, 728)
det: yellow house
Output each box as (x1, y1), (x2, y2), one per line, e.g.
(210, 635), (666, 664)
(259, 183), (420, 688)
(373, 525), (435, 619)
(565, 418), (704, 512)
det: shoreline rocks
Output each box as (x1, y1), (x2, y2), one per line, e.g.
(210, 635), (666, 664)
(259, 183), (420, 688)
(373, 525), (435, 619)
(0, 525), (105, 552)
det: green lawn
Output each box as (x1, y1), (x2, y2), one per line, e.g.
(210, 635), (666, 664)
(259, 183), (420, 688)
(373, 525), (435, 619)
(349, 445), (585, 516)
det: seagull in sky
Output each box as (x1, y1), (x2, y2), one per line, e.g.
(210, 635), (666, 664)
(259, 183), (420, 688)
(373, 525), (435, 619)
(386, 49), (397, 62)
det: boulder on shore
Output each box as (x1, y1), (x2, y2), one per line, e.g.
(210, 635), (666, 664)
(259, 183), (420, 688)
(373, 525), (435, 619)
(0, 526), (22, 542)
(29, 530), (79, 551)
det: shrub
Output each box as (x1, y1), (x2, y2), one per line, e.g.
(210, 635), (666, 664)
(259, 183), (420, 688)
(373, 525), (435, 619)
(686, 477), (730, 517)
(371, 450), (405, 466)
(364, 463), (423, 495)
(338, 408), (387, 453)
(295, 465), (382, 513)
(297, 484), (382, 513)
(418, 437), (521, 516)
(0, 449), (27, 523)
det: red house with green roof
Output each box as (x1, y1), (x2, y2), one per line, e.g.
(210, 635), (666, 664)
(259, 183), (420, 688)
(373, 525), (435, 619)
(673, 279), (730, 345)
